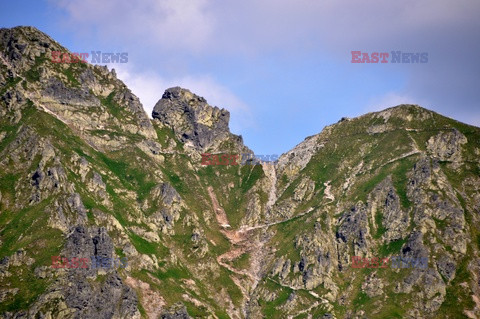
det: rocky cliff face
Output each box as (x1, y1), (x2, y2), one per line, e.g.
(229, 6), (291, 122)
(152, 87), (244, 153)
(1, 26), (479, 319)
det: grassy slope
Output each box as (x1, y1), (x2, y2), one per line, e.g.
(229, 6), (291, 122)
(262, 106), (480, 317)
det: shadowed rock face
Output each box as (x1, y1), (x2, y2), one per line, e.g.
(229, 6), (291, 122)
(160, 303), (191, 319)
(152, 87), (233, 150)
(62, 227), (138, 319)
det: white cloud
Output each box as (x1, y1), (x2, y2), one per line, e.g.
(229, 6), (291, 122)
(52, 0), (480, 56)
(114, 66), (165, 115)
(54, 0), (214, 52)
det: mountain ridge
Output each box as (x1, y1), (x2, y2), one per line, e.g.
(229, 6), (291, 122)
(0, 26), (479, 319)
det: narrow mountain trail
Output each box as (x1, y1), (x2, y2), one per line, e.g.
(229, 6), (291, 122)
(207, 186), (257, 279)
(207, 186), (259, 318)
(380, 149), (421, 167)
(207, 184), (315, 279)
(268, 277), (334, 314)
(207, 163), (316, 317)
(237, 207), (314, 232)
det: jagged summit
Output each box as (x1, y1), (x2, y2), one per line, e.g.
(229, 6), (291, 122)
(152, 86), (244, 151)
(0, 26), (65, 73)
(0, 26), (157, 151)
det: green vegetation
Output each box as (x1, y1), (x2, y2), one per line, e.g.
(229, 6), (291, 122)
(391, 159), (414, 209)
(98, 152), (156, 202)
(216, 269), (243, 306)
(378, 238), (407, 257)
(240, 164), (265, 193)
(0, 197), (63, 313)
(101, 91), (125, 119)
(0, 173), (17, 192)
(86, 210), (95, 224)
(155, 266), (190, 280)
(164, 170), (186, 195)
(154, 123), (182, 150)
(128, 231), (168, 256)
(184, 301), (210, 317)
(352, 291), (370, 308)
(0, 267), (50, 313)
(433, 216), (448, 230)
(259, 279), (293, 318)
(0, 76), (22, 95)
(272, 214), (308, 261)
(63, 66), (81, 87)
(25, 68), (40, 82)
(23, 53), (48, 83)
(230, 252), (250, 270)
(438, 251), (475, 317)
(194, 157), (268, 228)
(373, 210), (386, 239)
(115, 247), (126, 258)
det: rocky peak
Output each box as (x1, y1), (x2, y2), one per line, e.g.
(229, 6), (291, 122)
(0, 26), (157, 150)
(0, 26), (63, 74)
(152, 87), (236, 151)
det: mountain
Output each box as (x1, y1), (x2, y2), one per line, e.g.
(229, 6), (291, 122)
(0, 26), (479, 319)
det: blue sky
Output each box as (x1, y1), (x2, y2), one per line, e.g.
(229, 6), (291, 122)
(1, 0), (479, 155)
